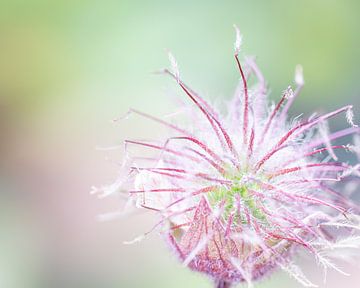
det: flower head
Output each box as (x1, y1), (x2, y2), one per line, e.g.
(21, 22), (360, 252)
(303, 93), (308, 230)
(98, 28), (360, 287)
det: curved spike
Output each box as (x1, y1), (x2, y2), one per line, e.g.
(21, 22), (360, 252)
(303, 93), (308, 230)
(234, 54), (249, 145)
(255, 106), (353, 171)
(258, 86), (293, 146)
(162, 67), (239, 163)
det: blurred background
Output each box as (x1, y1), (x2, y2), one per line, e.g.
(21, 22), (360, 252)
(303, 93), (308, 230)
(0, 0), (359, 287)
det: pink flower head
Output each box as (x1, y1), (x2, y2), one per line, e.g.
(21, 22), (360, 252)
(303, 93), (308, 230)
(98, 27), (360, 287)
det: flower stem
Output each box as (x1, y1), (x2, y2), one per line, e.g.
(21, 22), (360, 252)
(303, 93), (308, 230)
(216, 280), (232, 288)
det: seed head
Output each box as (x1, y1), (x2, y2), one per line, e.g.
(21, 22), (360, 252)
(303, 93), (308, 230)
(97, 29), (360, 287)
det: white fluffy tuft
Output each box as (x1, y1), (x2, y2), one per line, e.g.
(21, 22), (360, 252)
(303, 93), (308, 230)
(346, 107), (358, 127)
(233, 24), (242, 54)
(295, 64), (304, 86)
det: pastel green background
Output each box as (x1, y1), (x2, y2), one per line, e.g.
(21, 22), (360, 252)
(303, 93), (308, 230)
(0, 1), (359, 287)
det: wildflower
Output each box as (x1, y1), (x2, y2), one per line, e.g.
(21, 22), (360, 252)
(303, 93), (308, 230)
(97, 27), (360, 287)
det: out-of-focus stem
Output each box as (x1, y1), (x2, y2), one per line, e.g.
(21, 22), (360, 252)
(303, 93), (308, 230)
(216, 280), (232, 288)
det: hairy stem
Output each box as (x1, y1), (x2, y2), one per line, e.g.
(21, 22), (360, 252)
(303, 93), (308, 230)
(216, 280), (232, 288)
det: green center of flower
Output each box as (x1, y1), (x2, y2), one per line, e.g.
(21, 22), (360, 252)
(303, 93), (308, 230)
(208, 175), (267, 223)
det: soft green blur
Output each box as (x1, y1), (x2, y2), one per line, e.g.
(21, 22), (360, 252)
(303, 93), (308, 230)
(1, 1), (359, 288)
